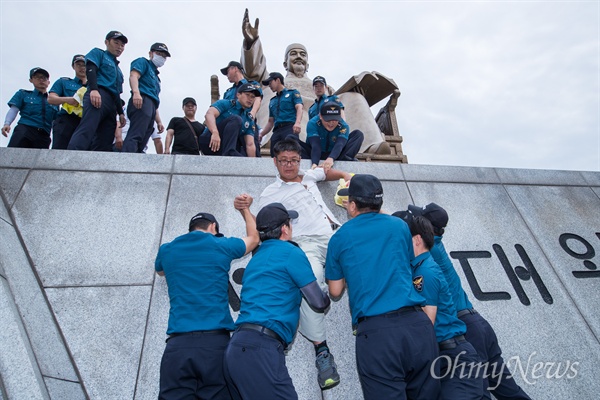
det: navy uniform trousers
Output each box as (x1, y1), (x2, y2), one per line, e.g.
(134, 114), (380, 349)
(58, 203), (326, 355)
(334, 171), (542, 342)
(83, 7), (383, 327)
(51, 113), (81, 149)
(224, 329), (297, 400)
(159, 331), (231, 400)
(122, 95), (157, 153)
(67, 87), (117, 151)
(437, 336), (485, 399)
(460, 309), (532, 400)
(355, 307), (441, 400)
(198, 116), (244, 157)
(8, 124), (51, 149)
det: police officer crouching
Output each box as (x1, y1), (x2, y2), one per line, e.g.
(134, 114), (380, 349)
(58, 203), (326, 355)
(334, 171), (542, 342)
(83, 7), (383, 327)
(224, 202), (331, 399)
(200, 82), (261, 157)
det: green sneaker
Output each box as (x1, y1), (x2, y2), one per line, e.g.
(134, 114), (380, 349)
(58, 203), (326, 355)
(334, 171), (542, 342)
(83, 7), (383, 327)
(316, 350), (341, 390)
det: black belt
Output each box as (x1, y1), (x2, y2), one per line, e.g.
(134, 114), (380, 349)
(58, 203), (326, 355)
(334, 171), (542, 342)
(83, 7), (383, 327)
(456, 308), (478, 318)
(237, 323), (286, 348)
(439, 334), (467, 351)
(357, 306), (422, 324)
(166, 329), (229, 342)
(274, 122), (294, 130)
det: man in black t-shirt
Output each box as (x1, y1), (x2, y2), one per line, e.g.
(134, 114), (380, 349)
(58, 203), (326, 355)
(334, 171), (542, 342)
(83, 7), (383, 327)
(164, 97), (205, 155)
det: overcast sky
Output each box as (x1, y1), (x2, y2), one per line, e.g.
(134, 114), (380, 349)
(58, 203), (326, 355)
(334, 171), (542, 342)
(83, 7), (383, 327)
(1, 1), (598, 171)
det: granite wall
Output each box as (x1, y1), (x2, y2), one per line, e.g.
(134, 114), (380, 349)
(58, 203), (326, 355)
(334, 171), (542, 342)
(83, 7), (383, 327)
(0, 148), (598, 399)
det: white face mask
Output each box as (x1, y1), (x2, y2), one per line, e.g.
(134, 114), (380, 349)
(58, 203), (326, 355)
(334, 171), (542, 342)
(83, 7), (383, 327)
(152, 54), (166, 68)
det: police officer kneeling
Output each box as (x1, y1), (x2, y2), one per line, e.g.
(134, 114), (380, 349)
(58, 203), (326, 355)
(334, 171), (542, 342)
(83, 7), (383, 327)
(224, 202), (331, 399)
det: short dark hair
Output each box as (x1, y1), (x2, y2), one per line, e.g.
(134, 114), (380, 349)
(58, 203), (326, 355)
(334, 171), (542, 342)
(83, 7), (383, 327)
(189, 218), (213, 232)
(273, 138), (302, 157)
(349, 195), (383, 212)
(258, 219), (290, 242)
(410, 216), (434, 250)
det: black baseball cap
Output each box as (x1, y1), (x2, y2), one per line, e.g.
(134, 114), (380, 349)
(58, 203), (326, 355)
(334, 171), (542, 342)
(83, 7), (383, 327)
(71, 54), (86, 66)
(150, 42), (171, 57)
(29, 67), (49, 79)
(189, 212), (221, 235)
(407, 203), (449, 229)
(320, 101), (342, 121)
(256, 202), (298, 234)
(237, 82), (261, 96)
(182, 97), (196, 106)
(220, 61), (244, 75)
(106, 30), (128, 44)
(337, 174), (383, 200)
(313, 76), (327, 86)
(262, 72), (284, 86)
(392, 210), (412, 223)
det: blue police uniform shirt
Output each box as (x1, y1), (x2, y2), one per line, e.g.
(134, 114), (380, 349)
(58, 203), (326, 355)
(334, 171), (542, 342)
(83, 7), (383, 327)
(223, 79), (263, 101)
(155, 230), (246, 334)
(306, 115), (350, 153)
(205, 99), (257, 137)
(235, 240), (316, 345)
(411, 252), (467, 342)
(308, 95), (343, 120)
(49, 77), (85, 116)
(430, 236), (473, 312)
(326, 213), (425, 326)
(130, 57), (161, 106)
(85, 47), (124, 97)
(8, 89), (58, 133)
(268, 88), (303, 126)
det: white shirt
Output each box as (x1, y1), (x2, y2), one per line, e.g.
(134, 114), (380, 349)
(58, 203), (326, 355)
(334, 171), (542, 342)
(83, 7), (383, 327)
(258, 168), (341, 237)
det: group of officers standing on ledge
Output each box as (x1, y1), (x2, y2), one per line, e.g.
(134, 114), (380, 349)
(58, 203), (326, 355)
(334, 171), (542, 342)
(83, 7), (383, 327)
(2, 29), (363, 168)
(155, 137), (532, 400)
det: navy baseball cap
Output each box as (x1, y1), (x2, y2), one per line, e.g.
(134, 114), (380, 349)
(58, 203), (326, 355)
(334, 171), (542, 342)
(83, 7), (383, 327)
(320, 101), (342, 121)
(150, 42), (171, 57)
(182, 97), (196, 106)
(256, 203), (298, 234)
(237, 82), (261, 96)
(313, 76), (327, 86)
(189, 212), (221, 235)
(221, 61), (244, 75)
(407, 202), (449, 229)
(262, 72), (284, 86)
(106, 30), (128, 43)
(337, 174), (383, 200)
(71, 55), (86, 66)
(29, 67), (49, 79)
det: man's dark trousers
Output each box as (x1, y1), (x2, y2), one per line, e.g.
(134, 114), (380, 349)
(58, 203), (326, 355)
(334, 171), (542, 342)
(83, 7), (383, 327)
(67, 87), (117, 151)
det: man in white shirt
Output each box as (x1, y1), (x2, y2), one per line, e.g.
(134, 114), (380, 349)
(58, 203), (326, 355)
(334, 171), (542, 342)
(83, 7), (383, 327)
(235, 138), (351, 391)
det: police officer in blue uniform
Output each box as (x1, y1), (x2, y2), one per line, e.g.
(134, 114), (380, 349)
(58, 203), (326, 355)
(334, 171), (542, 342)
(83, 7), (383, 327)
(305, 100), (364, 169)
(68, 30), (127, 151)
(122, 42), (170, 153)
(2, 67), (58, 148)
(258, 72), (303, 157)
(224, 202), (331, 400)
(221, 61), (263, 157)
(200, 82), (260, 157)
(406, 214), (484, 399)
(308, 76), (343, 120)
(408, 203), (532, 400)
(326, 174), (440, 400)
(48, 55), (87, 149)
(155, 204), (259, 400)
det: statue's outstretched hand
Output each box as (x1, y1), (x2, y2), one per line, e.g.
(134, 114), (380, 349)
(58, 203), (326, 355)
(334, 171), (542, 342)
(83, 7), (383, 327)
(242, 8), (260, 48)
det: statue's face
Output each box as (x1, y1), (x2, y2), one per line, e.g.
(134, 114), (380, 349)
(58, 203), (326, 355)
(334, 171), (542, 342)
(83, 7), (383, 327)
(286, 47), (308, 74)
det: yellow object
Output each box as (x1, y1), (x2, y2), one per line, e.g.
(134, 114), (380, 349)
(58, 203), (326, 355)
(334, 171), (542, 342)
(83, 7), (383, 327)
(334, 174), (354, 208)
(62, 86), (87, 117)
